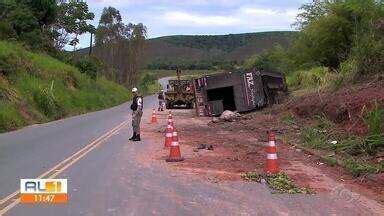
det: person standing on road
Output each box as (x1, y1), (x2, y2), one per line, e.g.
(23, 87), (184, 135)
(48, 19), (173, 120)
(129, 87), (143, 141)
(158, 90), (165, 111)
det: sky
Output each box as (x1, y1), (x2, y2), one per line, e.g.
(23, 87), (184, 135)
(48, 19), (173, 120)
(72, 0), (310, 49)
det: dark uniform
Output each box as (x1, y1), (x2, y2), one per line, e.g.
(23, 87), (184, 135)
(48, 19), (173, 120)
(130, 95), (143, 141)
(158, 91), (165, 111)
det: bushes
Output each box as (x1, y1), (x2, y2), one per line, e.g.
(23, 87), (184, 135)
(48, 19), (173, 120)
(244, 44), (294, 73)
(351, 35), (384, 78)
(286, 67), (338, 89)
(138, 73), (160, 95)
(33, 85), (59, 118)
(291, 0), (384, 71)
(244, 1), (384, 89)
(72, 56), (102, 80)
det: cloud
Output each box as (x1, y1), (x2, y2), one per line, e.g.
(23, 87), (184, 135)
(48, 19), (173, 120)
(160, 6), (298, 30)
(163, 11), (239, 27)
(237, 7), (298, 29)
(89, 0), (248, 6)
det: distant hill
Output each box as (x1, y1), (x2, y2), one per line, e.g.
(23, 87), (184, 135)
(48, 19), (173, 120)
(77, 31), (297, 69)
(144, 31), (297, 63)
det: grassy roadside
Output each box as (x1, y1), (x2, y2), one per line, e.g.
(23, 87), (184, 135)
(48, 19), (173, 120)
(282, 109), (384, 178)
(0, 41), (130, 133)
(280, 61), (384, 178)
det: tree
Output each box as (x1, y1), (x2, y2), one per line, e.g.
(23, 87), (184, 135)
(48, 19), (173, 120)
(95, 6), (127, 45)
(0, 0), (58, 50)
(293, 1), (328, 30)
(54, 1), (95, 50)
(94, 7), (147, 88)
(23, 0), (57, 27)
(291, 0), (384, 70)
(127, 23), (147, 87)
(244, 45), (294, 73)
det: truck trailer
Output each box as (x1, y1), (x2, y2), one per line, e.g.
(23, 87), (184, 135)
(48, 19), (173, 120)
(193, 68), (287, 116)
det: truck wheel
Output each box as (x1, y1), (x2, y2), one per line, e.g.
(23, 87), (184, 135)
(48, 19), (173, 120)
(166, 102), (171, 109)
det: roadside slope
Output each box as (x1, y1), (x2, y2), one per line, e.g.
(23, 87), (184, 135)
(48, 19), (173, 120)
(0, 41), (130, 133)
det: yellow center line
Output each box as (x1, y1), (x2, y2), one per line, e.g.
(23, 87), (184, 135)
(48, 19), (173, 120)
(0, 120), (129, 215)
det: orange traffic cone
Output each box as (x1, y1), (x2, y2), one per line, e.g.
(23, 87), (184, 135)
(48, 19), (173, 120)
(151, 108), (158, 123)
(168, 111), (172, 119)
(167, 116), (174, 128)
(166, 129), (184, 162)
(265, 131), (279, 174)
(164, 124), (173, 148)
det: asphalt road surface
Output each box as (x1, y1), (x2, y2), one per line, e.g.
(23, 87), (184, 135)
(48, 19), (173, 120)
(0, 79), (381, 215)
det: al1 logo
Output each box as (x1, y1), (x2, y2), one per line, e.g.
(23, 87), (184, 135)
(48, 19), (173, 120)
(20, 179), (68, 204)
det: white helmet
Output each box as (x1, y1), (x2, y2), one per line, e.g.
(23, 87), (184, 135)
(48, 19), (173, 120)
(132, 87), (138, 92)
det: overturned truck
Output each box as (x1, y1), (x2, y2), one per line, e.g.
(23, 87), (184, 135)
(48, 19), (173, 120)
(194, 68), (287, 116)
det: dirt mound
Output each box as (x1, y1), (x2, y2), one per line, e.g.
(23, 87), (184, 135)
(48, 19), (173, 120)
(289, 80), (384, 135)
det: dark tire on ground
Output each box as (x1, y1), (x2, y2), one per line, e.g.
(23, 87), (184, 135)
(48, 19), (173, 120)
(166, 101), (172, 109)
(186, 103), (193, 109)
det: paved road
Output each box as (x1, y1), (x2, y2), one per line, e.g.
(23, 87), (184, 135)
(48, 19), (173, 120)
(0, 79), (381, 215)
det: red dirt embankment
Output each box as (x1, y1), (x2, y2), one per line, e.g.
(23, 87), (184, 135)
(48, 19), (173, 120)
(289, 80), (384, 135)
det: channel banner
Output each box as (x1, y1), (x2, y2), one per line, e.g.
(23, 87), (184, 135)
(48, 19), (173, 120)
(20, 179), (68, 204)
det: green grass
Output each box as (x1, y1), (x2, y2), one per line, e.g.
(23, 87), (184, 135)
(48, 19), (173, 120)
(286, 67), (340, 90)
(297, 108), (384, 177)
(364, 103), (384, 136)
(301, 115), (336, 150)
(281, 113), (296, 125)
(323, 156), (338, 167)
(0, 102), (25, 132)
(343, 157), (383, 177)
(0, 40), (130, 133)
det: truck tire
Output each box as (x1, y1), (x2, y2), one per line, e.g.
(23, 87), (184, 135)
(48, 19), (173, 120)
(186, 103), (193, 109)
(166, 102), (172, 109)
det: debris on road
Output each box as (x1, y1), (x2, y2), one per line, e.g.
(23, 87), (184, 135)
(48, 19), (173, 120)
(210, 110), (242, 123)
(241, 171), (313, 194)
(219, 110), (241, 122)
(211, 117), (220, 123)
(195, 144), (214, 151)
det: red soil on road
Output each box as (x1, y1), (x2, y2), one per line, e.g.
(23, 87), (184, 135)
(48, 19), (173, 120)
(140, 80), (384, 210)
(142, 109), (383, 205)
